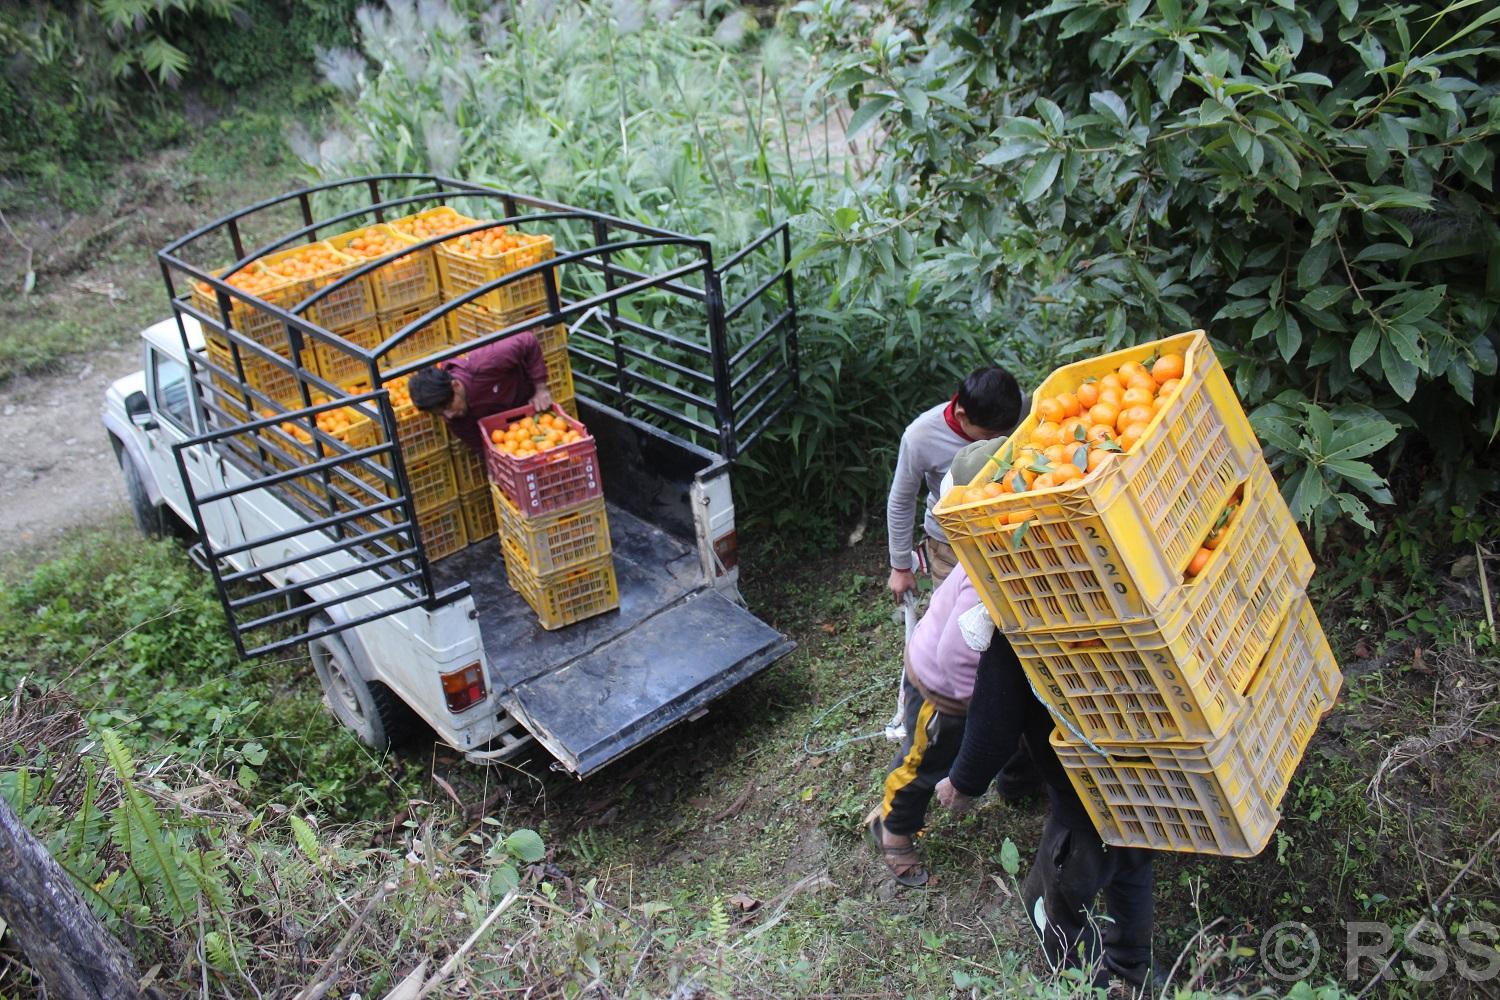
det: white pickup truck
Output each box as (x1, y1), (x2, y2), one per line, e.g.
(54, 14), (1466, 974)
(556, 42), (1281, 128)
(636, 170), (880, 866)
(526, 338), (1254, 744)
(101, 177), (799, 775)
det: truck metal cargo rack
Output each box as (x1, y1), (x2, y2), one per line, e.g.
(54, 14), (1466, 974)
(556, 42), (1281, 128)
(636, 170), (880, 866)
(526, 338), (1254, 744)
(159, 174), (797, 657)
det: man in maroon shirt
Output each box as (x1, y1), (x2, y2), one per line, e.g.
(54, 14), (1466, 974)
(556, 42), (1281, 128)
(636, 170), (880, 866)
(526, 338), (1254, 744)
(408, 329), (552, 452)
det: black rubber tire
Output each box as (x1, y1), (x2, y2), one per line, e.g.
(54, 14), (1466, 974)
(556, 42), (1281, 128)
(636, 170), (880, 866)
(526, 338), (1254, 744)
(119, 447), (168, 539)
(307, 621), (414, 750)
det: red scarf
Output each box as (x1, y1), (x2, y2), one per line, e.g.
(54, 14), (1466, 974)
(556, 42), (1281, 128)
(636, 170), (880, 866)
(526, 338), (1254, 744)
(944, 396), (978, 442)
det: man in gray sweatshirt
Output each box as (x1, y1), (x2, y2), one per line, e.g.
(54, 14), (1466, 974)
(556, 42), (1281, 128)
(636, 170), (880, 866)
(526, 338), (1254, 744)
(886, 366), (1023, 601)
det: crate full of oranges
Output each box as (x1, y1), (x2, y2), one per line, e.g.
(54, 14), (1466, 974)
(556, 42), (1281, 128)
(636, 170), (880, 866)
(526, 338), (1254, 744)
(328, 224), (438, 313)
(435, 226), (555, 315)
(478, 404), (600, 517)
(935, 330), (1265, 633)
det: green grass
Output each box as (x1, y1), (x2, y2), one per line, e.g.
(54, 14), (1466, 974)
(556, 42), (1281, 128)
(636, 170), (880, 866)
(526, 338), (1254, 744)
(1, 517), (1494, 997)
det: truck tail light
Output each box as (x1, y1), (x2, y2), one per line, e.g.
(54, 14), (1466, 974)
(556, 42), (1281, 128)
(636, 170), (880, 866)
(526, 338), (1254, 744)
(713, 529), (739, 574)
(441, 662), (486, 713)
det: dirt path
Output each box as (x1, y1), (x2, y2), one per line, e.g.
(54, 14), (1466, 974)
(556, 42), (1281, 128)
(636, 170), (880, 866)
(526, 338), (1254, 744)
(0, 343), (141, 552)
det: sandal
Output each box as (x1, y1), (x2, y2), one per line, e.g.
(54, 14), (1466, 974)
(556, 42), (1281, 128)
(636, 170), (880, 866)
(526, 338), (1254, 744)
(865, 810), (929, 887)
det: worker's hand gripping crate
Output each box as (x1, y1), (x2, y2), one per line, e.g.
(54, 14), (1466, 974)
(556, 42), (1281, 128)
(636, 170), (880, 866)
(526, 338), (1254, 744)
(492, 486), (612, 575)
(1051, 595), (1342, 856)
(479, 404), (601, 517)
(1007, 458), (1313, 744)
(436, 228), (555, 315)
(936, 330), (1262, 633)
(328, 224), (439, 313)
(500, 535), (619, 630)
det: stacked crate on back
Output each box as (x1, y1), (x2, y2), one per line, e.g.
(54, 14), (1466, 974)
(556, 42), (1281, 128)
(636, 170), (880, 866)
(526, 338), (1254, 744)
(479, 404), (616, 630)
(935, 330), (1342, 858)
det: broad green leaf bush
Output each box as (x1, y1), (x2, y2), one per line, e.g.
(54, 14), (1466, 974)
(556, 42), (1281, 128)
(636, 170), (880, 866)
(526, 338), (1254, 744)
(798, 0), (1499, 543)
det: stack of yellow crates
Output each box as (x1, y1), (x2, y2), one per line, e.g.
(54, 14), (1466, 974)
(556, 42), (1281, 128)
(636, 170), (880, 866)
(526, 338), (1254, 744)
(936, 330), (1343, 857)
(480, 405), (617, 630)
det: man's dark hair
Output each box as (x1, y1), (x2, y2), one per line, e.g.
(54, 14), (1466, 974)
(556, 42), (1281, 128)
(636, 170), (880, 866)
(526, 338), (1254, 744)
(409, 367), (455, 412)
(957, 365), (1022, 433)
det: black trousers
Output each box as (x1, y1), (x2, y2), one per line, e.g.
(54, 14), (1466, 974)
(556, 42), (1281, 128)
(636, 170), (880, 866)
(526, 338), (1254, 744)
(882, 677), (967, 836)
(1021, 814), (1155, 987)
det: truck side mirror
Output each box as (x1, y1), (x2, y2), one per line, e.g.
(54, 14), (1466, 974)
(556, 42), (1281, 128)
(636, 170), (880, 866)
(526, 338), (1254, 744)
(126, 391), (157, 431)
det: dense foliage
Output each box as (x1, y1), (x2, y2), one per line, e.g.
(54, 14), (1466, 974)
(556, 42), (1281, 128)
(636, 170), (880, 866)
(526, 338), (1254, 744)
(798, 0), (1499, 542)
(0, 0), (360, 207)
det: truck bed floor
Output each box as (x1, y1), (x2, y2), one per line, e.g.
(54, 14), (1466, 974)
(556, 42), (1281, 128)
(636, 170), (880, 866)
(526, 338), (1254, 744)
(431, 500), (703, 690)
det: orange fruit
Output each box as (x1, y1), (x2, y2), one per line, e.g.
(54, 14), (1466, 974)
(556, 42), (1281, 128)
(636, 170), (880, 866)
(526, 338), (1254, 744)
(1006, 510), (1033, 525)
(1185, 548), (1212, 578)
(1152, 353), (1185, 384)
(1060, 418), (1090, 443)
(1032, 422), (1064, 448)
(1077, 381), (1101, 408)
(1087, 424), (1116, 445)
(1158, 378), (1180, 397)
(1118, 423), (1149, 451)
(1057, 392), (1082, 418)
(1098, 387), (1124, 411)
(1086, 448), (1114, 472)
(1033, 472), (1058, 490)
(1118, 360), (1148, 383)
(1122, 387), (1154, 409)
(1038, 397), (1066, 423)
(1099, 373), (1124, 392)
(1127, 372), (1157, 395)
(1088, 403), (1119, 428)
(981, 482), (1005, 499)
(1051, 463), (1083, 484)
(1044, 444), (1069, 465)
(1117, 405), (1154, 431)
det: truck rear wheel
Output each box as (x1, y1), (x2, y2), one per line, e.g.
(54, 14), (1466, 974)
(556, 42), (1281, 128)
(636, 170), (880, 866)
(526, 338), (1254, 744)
(307, 622), (414, 750)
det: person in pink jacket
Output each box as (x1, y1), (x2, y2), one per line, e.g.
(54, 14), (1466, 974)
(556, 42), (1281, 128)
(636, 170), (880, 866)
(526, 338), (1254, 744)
(867, 561), (987, 887)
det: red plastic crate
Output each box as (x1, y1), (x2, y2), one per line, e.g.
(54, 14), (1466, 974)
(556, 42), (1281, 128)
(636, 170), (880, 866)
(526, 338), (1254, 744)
(478, 404), (601, 516)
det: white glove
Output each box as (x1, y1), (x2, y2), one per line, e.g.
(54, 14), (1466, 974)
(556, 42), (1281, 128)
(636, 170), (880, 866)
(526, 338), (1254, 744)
(958, 601), (996, 652)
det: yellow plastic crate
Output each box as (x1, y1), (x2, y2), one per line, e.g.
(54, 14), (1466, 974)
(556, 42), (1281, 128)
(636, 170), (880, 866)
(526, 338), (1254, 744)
(192, 273), (294, 355)
(436, 231), (555, 314)
(373, 375), (450, 460)
(417, 501), (468, 562)
(206, 338), (315, 410)
(492, 486), (611, 575)
(501, 536), (619, 630)
(446, 301), (555, 348)
(249, 240), (375, 332)
(543, 345), (575, 402)
(1054, 594), (1342, 857)
(558, 397), (578, 420)
(378, 297), (451, 368)
(328, 223), (439, 312)
(936, 330), (1262, 632)
(1010, 458), (1314, 743)
(405, 450), (458, 513)
(449, 439), (487, 495)
(461, 485), (497, 542)
(387, 206), (479, 243)
(314, 319), (383, 388)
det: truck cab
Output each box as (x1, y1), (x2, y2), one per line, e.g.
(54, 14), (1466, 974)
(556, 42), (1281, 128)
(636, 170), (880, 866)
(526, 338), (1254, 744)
(103, 177), (799, 775)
